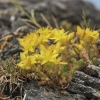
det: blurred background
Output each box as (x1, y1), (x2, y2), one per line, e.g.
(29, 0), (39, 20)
(83, 0), (100, 10)
(0, 0), (100, 32)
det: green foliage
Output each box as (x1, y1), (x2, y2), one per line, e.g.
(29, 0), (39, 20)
(81, 10), (91, 29)
(3, 58), (19, 75)
(92, 57), (98, 65)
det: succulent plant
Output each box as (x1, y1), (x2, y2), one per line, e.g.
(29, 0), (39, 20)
(17, 26), (100, 89)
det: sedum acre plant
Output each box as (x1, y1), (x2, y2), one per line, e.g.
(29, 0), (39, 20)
(17, 26), (99, 89)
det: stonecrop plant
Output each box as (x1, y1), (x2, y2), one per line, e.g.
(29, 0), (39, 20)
(17, 26), (99, 89)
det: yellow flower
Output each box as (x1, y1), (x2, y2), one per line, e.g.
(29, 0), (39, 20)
(76, 26), (85, 39)
(40, 44), (58, 64)
(83, 28), (99, 43)
(74, 43), (83, 51)
(71, 49), (77, 55)
(36, 27), (52, 44)
(40, 44), (66, 65)
(51, 57), (67, 65)
(76, 26), (99, 44)
(53, 42), (66, 54)
(20, 51), (27, 60)
(17, 55), (37, 70)
(90, 30), (99, 43)
(66, 32), (74, 44)
(50, 28), (67, 43)
(80, 40), (84, 45)
(37, 27), (51, 37)
(18, 33), (39, 52)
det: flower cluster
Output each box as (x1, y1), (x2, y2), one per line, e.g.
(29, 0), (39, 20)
(18, 27), (74, 69)
(17, 26), (99, 88)
(75, 26), (99, 64)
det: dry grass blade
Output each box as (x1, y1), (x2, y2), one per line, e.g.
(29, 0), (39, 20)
(0, 59), (24, 99)
(40, 13), (52, 28)
(21, 19), (38, 29)
(51, 14), (59, 29)
(13, 0), (41, 28)
(0, 57), (37, 99)
(0, 94), (10, 100)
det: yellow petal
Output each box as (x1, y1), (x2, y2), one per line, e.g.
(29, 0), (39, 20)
(26, 66), (31, 70)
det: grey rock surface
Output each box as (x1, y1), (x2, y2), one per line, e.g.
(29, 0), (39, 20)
(24, 67), (100, 100)
(73, 70), (100, 90)
(68, 71), (100, 99)
(23, 80), (87, 100)
(16, 0), (100, 29)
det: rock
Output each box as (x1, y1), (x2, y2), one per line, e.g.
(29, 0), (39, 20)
(98, 59), (100, 67)
(67, 82), (100, 99)
(68, 71), (100, 99)
(0, 35), (22, 60)
(17, 0), (100, 29)
(73, 71), (100, 90)
(81, 65), (100, 78)
(23, 70), (100, 100)
(23, 80), (86, 100)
